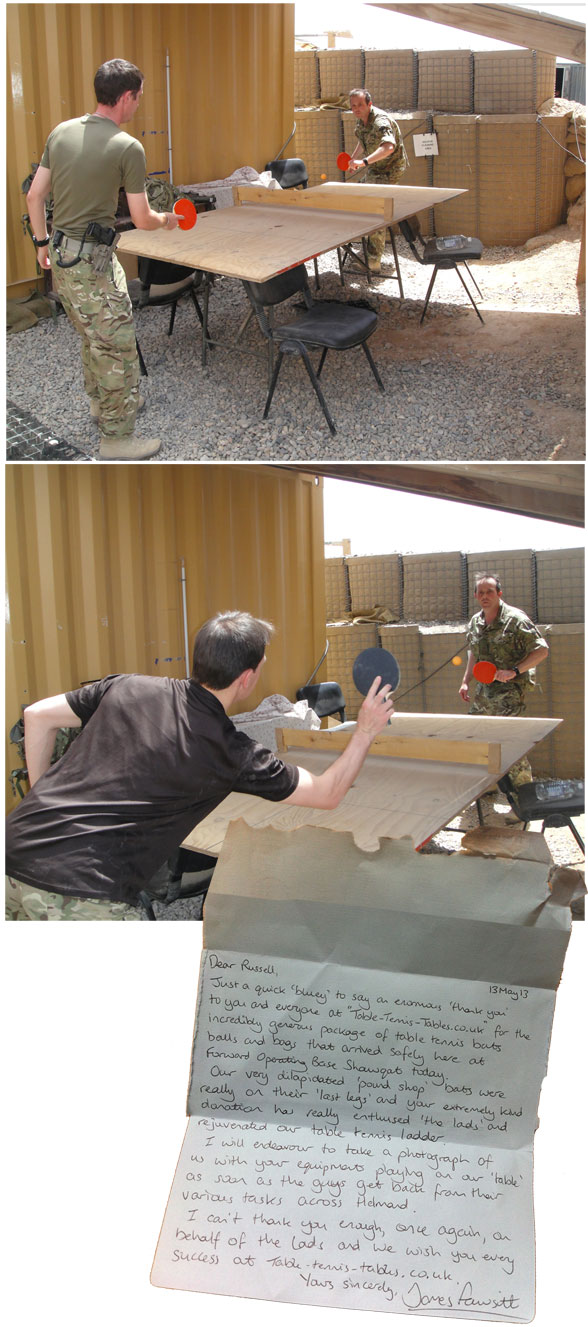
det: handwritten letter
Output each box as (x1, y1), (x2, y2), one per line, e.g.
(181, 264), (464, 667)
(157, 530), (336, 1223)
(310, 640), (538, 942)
(152, 826), (570, 1321)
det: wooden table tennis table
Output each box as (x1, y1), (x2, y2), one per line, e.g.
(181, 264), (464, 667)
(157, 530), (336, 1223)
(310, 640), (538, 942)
(117, 182), (466, 367)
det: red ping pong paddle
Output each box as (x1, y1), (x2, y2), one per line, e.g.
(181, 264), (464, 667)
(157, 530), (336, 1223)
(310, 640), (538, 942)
(337, 151), (351, 171)
(173, 198), (197, 230)
(473, 660), (497, 684)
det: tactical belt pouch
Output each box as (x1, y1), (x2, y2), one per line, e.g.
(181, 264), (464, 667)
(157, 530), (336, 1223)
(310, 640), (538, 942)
(53, 222), (119, 271)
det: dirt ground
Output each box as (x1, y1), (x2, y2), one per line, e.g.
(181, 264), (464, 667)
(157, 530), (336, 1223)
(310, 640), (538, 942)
(377, 224), (586, 459)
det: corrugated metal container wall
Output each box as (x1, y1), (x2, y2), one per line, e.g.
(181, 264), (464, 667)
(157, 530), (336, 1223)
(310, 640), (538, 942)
(5, 465), (325, 813)
(7, 3), (295, 295)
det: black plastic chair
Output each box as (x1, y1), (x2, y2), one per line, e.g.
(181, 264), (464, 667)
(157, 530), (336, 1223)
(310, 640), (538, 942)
(265, 157), (308, 189)
(497, 774), (585, 853)
(265, 158), (321, 288)
(296, 681), (346, 723)
(398, 218), (484, 324)
(242, 264), (384, 436)
(138, 847), (216, 919)
(137, 257), (207, 336)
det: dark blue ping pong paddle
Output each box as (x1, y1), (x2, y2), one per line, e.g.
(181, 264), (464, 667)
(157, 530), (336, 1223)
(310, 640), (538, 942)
(352, 647), (401, 696)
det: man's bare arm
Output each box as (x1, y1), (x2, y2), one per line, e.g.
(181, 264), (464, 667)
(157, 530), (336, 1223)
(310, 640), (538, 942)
(283, 677), (395, 810)
(26, 165), (53, 270)
(459, 650), (475, 703)
(24, 695), (82, 787)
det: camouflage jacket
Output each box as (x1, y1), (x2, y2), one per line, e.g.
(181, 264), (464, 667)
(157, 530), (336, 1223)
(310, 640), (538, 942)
(466, 600), (548, 690)
(354, 108), (408, 179)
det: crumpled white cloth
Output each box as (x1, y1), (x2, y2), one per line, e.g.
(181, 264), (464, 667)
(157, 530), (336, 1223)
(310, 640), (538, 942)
(176, 165), (282, 210)
(231, 694), (320, 753)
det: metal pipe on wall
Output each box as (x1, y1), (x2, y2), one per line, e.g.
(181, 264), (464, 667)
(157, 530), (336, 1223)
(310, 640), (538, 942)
(180, 559), (190, 679)
(166, 50), (174, 185)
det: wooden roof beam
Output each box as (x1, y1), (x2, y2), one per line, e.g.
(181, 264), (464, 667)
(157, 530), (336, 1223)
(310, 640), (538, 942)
(281, 464), (584, 527)
(370, 3), (586, 63)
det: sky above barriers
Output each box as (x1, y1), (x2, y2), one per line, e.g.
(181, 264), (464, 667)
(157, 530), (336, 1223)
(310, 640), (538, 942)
(323, 477), (582, 553)
(295, 3), (585, 54)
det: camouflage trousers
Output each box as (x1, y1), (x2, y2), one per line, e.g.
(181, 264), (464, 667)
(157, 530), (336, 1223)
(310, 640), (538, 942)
(364, 165), (406, 260)
(5, 876), (141, 921)
(469, 684), (533, 787)
(49, 246), (139, 440)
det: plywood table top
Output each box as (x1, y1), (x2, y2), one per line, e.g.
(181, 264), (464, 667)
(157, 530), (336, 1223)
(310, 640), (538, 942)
(184, 712), (560, 857)
(117, 184), (466, 283)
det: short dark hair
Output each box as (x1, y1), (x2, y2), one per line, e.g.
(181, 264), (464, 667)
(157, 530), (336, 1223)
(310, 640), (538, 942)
(192, 612), (274, 689)
(349, 88), (372, 104)
(475, 573), (502, 593)
(94, 59), (143, 106)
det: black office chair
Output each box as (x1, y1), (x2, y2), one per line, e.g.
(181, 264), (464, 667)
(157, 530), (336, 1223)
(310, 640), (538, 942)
(296, 681), (346, 723)
(497, 774), (585, 853)
(242, 264), (384, 436)
(398, 218), (484, 324)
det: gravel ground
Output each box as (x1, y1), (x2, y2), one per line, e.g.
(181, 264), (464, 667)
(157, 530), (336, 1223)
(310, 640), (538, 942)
(6, 227), (585, 461)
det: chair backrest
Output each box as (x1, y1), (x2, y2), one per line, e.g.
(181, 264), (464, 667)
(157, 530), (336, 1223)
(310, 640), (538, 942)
(265, 158), (308, 189)
(242, 265), (313, 341)
(138, 257), (197, 288)
(244, 264), (310, 309)
(296, 681), (346, 722)
(398, 218), (423, 263)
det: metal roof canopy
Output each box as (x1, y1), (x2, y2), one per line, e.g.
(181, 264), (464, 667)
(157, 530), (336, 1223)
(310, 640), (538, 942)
(372, 3), (586, 63)
(282, 464), (584, 526)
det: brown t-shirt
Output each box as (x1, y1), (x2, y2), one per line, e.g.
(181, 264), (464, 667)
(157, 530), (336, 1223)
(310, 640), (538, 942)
(40, 113), (146, 237)
(5, 675), (299, 903)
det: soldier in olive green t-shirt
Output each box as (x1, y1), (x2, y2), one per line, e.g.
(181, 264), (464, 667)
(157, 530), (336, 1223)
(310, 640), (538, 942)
(26, 58), (180, 461)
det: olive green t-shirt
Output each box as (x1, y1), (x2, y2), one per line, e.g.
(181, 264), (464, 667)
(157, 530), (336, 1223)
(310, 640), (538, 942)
(40, 113), (146, 237)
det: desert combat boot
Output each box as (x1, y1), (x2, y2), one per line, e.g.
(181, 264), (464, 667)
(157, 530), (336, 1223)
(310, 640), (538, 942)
(99, 434), (161, 460)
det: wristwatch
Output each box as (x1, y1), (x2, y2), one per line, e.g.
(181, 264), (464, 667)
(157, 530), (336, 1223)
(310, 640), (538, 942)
(33, 234), (51, 247)
(512, 666), (521, 676)
(363, 157), (369, 167)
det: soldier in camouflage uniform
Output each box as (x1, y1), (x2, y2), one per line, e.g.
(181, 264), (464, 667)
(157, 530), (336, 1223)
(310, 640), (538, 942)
(460, 574), (549, 788)
(26, 58), (179, 461)
(5, 877), (141, 921)
(346, 88), (408, 273)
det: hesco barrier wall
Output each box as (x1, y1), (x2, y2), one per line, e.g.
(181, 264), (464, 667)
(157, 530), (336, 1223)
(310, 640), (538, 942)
(465, 549), (537, 620)
(535, 548), (585, 622)
(418, 50), (473, 113)
(295, 47), (555, 114)
(292, 47), (573, 245)
(365, 50), (418, 109)
(323, 548), (584, 778)
(328, 547), (584, 625)
(402, 552), (466, 624)
(346, 554), (403, 619)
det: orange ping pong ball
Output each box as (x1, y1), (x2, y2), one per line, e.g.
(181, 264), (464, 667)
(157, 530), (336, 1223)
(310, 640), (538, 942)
(320, 173), (327, 180)
(451, 655), (463, 665)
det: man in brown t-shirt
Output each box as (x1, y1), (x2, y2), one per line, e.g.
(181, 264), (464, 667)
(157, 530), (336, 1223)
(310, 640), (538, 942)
(26, 58), (179, 461)
(6, 612), (395, 921)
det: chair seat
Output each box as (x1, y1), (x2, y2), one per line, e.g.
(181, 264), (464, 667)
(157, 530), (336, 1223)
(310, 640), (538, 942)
(273, 302), (378, 350)
(422, 236), (483, 266)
